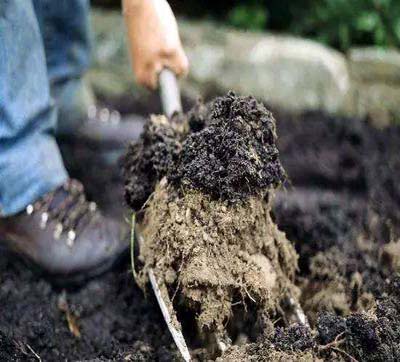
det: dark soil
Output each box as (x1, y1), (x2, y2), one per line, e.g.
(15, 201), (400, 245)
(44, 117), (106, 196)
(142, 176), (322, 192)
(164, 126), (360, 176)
(273, 188), (366, 273)
(124, 92), (285, 210)
(1, 92), (400, 361)
(317, 275), (400, 362)
(222, 275), (400, 361)
(366, 126), (400, 240)
(123, 115), (183, 210)
(0, 331), (26, 361)
(0, 248), (180, 361)
(275, 110), (367, 190)
(171, 92), (285, 201)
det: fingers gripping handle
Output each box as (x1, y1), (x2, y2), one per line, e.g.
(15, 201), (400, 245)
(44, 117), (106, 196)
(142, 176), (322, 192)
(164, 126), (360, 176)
(159, 68), (182, 118)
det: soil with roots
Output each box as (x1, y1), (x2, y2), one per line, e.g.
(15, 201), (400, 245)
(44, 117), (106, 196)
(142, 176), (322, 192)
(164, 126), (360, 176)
(1, 93), (400, 361)
(124, 94), (298, 354)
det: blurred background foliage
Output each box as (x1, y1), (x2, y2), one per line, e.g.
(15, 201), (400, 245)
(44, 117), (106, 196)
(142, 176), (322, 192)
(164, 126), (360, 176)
(94, 0), (400, 51)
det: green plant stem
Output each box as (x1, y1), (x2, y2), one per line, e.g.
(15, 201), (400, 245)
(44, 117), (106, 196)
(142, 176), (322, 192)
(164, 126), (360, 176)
(130, 213), (137, 281)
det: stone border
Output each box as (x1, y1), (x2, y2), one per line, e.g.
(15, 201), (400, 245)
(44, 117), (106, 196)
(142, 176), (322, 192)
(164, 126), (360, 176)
(90, 9), (400, 126)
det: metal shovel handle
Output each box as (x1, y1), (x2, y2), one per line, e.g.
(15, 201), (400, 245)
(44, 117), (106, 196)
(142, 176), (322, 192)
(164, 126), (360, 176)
(159, 68), (182, 118)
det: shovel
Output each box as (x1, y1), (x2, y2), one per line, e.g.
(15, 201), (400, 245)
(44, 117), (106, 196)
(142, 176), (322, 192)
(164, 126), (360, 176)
(135, 68), (191, 362)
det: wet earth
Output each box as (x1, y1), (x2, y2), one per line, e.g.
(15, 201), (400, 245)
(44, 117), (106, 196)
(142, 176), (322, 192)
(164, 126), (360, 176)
(1, 96), (400, 361)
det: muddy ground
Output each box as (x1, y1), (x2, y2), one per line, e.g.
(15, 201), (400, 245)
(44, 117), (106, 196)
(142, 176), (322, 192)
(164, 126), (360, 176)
(1, 96), (400, 361)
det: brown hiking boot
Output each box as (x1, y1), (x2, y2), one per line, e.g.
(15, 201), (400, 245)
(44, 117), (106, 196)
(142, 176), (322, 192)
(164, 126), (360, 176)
(0, 179), (129, 284)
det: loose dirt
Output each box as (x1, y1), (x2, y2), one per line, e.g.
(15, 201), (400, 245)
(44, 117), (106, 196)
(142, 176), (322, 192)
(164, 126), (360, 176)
(1, 93), (400, 361)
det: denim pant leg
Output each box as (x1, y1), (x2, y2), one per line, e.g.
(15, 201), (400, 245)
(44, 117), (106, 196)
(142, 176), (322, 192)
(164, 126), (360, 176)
(32, 0), (94, 133)
(32, 0), (91, 85)
(0, 0), (68, 216)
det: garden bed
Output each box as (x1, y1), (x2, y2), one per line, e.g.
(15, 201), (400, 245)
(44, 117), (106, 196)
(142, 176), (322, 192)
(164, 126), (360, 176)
(1, 94), (400, 361)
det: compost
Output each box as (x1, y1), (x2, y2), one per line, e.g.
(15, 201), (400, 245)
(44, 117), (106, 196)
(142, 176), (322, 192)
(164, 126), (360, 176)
(1, 92), (400, 361)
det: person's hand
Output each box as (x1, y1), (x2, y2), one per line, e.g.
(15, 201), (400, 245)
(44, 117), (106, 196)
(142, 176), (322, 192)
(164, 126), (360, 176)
(123, 0), (189, 89)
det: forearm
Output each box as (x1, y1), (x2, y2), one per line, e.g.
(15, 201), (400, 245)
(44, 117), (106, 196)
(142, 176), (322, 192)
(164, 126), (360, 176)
(122, 0), (142, 9)
(122, 0), (146, 15)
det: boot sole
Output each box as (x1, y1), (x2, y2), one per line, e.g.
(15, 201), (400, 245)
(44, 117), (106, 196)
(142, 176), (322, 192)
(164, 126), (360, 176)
(0, 242), (129, 288)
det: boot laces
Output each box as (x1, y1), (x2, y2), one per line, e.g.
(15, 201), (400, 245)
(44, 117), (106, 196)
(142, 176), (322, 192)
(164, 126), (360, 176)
(25, 179), (97, 247)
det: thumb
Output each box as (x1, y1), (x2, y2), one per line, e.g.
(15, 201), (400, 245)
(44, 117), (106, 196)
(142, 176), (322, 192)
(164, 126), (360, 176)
(163, 49), (189, 78)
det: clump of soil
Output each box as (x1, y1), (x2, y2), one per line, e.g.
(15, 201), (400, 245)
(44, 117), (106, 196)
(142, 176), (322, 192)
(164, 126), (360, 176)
(219, 324), (316, 361)
(124, 91), (285, 209)
(219, 343), (316, 361)
(299, 246), (377, 325)
(219, 274), (400, 362)
(316, 275), (400, 362)
(123, 115), (183, 210)
(170, 92), (285, 202)
(139, 181), (298, 332)
(125, 92), (298, 341)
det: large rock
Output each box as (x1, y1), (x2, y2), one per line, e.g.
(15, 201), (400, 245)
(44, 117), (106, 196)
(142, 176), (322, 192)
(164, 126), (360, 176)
(180, 21), (350, 113)
(348, 82), (400, 128)
(349, 47), (400, 83)
(347, 47), (400, 127)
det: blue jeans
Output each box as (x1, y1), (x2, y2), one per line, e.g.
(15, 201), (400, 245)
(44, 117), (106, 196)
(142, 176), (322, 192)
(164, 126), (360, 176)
(0, 0), (91, 216)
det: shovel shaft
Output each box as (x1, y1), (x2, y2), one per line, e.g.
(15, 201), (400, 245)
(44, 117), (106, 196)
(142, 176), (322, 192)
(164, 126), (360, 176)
(159, 68), (182, 118)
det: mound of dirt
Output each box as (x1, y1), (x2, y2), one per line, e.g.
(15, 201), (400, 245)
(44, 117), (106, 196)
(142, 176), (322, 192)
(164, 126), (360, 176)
(139, 180), (298, 333)
(316, 275), (400, 362)
(124, 93), (299, 350)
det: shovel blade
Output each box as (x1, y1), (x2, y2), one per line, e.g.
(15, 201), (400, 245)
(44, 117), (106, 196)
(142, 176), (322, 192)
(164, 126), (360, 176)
(148, 268), (191, 361)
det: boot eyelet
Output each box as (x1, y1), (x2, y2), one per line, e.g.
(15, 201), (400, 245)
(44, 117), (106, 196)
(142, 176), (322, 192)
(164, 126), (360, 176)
(89, 202), (97, 212)
(110, 110), (121, 125)
(40, 212), (49, 229)
(67, 230), (76, 248)
(54, 223), (63, 240)
(100, 108), (110, 123)
(87, 104), (97, 120)
(26, 204), (34, 215)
